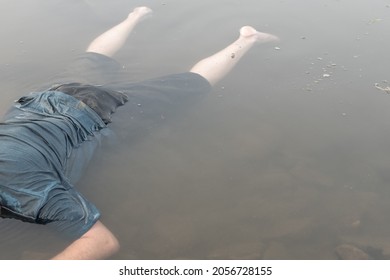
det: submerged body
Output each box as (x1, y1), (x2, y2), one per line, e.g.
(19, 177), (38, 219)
(0, 6), (278, 259)
(0, 70), (210, 238)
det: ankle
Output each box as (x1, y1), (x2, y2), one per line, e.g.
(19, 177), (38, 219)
(239, 26), (279, 44)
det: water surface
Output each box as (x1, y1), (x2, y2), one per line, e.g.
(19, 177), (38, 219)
(1, 0), (390, 259)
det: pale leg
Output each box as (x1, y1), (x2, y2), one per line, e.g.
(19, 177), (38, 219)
(190, 26), (278, 86)
(51, 221), (119, 260)
(86, 6), (152, 57)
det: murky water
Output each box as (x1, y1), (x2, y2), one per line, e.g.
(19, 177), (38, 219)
(1, 0), (390, 259)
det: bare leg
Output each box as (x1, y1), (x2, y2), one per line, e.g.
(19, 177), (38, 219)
(51, 221), (119, 260)
(86, 6), (152, 57)
(190, 26), (278, 86)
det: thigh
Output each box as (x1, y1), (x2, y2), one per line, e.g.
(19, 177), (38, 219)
(108, 72), (211, 140)
(40, 53), (125, 90)
(111, 72), (211, 119)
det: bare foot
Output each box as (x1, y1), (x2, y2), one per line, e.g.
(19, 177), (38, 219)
(128, 6), (153, 21)
(239, 26), (279, 44)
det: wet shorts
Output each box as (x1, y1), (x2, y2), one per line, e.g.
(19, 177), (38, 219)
(45, 52), (212, 134)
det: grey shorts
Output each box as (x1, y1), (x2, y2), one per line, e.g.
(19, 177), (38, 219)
(55, 52), (212, 140)
(49, 52), (211, 93)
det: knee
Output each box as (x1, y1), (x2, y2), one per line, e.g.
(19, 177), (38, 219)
(102, 228), (120, 256)
(107, 232), (120, 255)
(88, 221), (120, 258)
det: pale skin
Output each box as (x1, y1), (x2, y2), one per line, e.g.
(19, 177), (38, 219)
(51, 6), (278, 260)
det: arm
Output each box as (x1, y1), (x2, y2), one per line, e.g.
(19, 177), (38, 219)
(51, 221), (119, 260)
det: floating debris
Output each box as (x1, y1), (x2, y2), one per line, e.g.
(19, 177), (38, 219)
(367, 18), (383, 25)
(274, 47), (281, 50)
(375, 83), (390, 94)
(322, 73), (331, 78)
